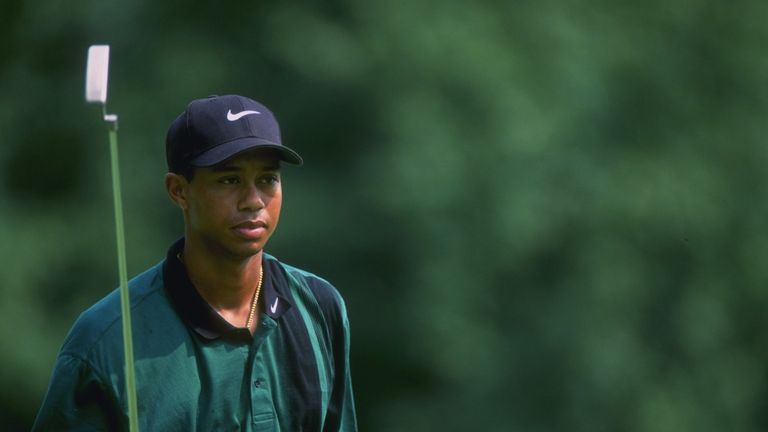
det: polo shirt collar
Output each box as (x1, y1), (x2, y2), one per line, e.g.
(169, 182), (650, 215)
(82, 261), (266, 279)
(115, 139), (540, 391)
(262, 262), (291, 320)
(162, 238), (292, 341)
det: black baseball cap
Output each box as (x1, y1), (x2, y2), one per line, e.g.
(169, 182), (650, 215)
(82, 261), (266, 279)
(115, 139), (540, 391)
(166, 94), (303, 173)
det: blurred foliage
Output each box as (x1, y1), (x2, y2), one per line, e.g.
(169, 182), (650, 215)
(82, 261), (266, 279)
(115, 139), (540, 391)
(3, 0), (768, 431)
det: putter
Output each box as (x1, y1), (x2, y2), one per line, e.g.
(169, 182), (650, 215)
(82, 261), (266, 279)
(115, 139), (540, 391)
(85, 45), (140, 432)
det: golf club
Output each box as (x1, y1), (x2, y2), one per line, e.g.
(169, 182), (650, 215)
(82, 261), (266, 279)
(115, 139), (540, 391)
(85, 44), (139, 432)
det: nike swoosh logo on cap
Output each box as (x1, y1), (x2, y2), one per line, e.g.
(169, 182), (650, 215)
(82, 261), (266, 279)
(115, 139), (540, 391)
(270, 297), (279, 314)
(227, 109), (261, 121)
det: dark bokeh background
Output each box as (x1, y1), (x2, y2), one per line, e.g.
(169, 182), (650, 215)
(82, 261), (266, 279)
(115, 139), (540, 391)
(3, 1), (768, 431)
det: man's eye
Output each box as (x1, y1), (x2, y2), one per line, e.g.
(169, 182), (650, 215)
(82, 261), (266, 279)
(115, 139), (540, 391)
(220, 177), (240, 185)
(259, 175), (279, 185)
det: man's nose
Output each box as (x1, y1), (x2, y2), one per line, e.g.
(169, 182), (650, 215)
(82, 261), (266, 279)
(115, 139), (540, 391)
(238, 184), (265, 212)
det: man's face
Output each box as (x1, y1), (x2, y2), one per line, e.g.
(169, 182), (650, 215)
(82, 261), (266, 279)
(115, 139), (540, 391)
(182, 149), (283, 260)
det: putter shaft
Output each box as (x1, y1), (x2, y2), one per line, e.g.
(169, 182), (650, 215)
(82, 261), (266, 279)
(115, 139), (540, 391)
(108, 119), (139, 432)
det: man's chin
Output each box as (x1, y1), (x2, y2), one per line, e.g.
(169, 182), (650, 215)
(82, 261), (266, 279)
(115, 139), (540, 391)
(229, 240), (267, 259)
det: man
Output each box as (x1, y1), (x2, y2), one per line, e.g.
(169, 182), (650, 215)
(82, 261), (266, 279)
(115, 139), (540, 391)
(33, 95), (357, 431)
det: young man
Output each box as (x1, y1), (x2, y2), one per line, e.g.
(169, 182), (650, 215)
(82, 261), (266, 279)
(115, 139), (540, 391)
(33, 95), (357, 431)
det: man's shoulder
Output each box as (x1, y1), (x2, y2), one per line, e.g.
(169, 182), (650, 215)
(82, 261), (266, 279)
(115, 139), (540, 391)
(264, 254), (349, 322)
(60, 262), (166, 358)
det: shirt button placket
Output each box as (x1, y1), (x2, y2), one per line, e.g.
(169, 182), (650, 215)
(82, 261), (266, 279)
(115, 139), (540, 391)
(250, 320), (278, 429)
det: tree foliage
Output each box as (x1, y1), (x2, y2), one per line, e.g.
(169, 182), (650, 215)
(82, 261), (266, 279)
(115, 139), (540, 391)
(2, 1), (768, 430)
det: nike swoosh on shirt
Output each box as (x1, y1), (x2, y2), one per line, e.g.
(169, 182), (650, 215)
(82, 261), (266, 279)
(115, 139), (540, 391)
(270, 298), (279, 314)
(226, 109), (261, 121)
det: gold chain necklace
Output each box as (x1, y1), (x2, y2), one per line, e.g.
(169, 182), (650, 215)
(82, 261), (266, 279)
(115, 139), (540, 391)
(178, 252), (264, 330)
(245, 266), (264, 329)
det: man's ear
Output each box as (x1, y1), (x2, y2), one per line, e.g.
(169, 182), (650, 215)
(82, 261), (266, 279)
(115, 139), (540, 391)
(165, 173), (189, 210)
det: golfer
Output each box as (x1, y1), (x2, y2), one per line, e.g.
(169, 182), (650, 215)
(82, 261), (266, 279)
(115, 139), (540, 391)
(33, 94), (357, 431)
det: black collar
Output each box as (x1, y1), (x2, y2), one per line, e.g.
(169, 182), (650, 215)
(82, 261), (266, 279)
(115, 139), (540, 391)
(162, 238), (292, 341)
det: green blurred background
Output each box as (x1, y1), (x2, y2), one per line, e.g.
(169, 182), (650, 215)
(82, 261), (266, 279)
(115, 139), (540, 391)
(3, 0), (768, 430)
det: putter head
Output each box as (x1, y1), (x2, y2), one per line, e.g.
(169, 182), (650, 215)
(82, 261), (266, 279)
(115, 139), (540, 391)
(85, 45), (110, 104)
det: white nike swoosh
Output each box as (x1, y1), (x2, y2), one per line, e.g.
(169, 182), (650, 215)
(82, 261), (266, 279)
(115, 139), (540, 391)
(227, 109), (261, 121)
(270, 297), (279, 314)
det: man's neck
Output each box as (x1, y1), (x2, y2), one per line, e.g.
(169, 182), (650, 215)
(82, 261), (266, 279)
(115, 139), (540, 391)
(181, 237), (263, 314)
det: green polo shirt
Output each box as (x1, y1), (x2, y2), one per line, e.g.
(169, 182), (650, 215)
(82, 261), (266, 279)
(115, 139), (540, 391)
(33, 239), (357, 431)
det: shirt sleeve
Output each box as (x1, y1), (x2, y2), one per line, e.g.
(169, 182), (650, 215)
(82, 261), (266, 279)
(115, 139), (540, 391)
(336, 320), (358, 432)
(32, 353), (123, 431)
(325, 296), (358, 432)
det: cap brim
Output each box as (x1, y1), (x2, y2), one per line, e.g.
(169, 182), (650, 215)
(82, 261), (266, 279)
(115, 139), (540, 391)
(190, 138), (303, 167)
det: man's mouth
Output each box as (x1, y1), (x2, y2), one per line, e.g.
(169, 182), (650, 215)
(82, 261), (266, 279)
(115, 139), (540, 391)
(232, 220), (268, 239)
